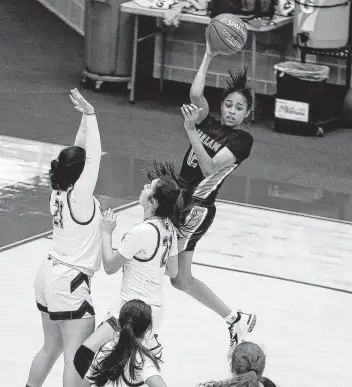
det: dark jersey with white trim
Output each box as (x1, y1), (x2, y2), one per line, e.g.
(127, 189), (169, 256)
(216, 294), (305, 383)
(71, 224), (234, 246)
(178, 115), (253, 204)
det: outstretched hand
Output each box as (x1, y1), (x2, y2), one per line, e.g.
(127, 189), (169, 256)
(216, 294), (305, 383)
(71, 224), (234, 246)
(181, 104), (203, 132)
(69, 88), (95, 115)
(101, 208), (117, 233)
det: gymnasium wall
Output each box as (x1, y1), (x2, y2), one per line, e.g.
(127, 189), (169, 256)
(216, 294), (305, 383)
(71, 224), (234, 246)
(153, 23), (347, 94)
(36, 0), (348, 94)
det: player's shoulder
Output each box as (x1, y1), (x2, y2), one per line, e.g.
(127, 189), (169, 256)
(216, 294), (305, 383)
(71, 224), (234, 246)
(229, 128), (254, 144)
(196, 114), (220, 130)
(132, 221), (160, 236)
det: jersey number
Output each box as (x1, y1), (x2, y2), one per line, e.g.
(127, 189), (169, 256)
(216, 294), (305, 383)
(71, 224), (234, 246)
(187, 149), (198, 168)
(53, 199), (64, 229)
(160, 235), (173, 267)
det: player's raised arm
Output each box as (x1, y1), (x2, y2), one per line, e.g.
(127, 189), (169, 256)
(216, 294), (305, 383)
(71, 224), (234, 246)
(69, 89), (102, 201)
(189, 41), (217, 124)
(74, 112), (88, 148)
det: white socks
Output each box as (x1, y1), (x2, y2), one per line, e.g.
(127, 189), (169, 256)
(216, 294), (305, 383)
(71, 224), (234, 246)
(224, 310), (237, 324)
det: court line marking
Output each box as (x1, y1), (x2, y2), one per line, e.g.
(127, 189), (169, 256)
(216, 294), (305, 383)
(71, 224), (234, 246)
(192, 261), (352, 295)
(0, 200), (139, 253)
(218, 198), (352, 226)
(1, 199), (350, 295)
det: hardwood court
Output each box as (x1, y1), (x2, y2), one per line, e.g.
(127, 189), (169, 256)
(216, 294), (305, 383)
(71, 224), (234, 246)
(0, 202), (351, 387)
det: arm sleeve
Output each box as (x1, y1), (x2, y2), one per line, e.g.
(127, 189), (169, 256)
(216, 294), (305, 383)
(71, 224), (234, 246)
(74, 114), (88, 148)
(225, 132), (254, 164)
(72, 114), (102, 201)
(117, 223), (159, 260)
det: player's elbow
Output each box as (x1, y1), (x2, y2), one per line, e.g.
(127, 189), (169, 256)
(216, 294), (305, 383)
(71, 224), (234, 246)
(202, 162), (217, 177)
(190, 88), (201, 98)
(168, 267), (178, 279)
(203, 169), (213, 177)
(190, 89), (203, 103)
(166, 259), (178, 278)
(102, 260), (116, 275)
(104, 266), (115, 275)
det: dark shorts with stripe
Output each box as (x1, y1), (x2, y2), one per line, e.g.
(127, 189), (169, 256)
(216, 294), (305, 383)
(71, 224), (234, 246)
(35, 257), (95, 320)
(178, 204), (216, 252)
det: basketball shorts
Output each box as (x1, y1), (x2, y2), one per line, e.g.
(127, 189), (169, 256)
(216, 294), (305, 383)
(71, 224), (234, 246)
(105, 303), (163, 356)
(178, 204), (216, 253)
(35, 257), (95, 320)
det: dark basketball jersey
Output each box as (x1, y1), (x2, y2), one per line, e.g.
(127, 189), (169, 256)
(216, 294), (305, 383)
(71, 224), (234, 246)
(178, 115), (253, 204)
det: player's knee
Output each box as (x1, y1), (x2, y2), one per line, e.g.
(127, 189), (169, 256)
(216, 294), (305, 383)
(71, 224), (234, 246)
(73, 345), (95, 379)
(42, 339), (63, 357)
(170, 275), (192, 291)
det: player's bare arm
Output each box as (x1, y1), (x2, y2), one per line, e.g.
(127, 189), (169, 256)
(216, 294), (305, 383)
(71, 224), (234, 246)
(164, 255), (178, 278)
(70, 89), (102, 201)
(189, 42), (218, 124)
(101, 209), (129, 275)
(145, 375), (168, 387)
(181, 104), (236, 177)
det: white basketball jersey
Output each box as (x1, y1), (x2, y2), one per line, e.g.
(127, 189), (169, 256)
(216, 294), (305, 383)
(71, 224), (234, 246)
(87, 338), (160, 387)
(49, 189), (102, 275)
(119, 217), (178, 307)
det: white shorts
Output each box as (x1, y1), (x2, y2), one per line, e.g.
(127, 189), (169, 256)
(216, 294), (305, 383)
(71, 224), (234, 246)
(35, 257), (95, 320)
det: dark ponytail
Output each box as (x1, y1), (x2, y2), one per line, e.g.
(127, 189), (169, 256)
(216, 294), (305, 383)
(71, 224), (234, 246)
(49, 159), (60, 190)
(171, 187), (196, 236)
(222, 68), (252, 113)
(88, 300), (161, 387)
(145, 161), (196, 235)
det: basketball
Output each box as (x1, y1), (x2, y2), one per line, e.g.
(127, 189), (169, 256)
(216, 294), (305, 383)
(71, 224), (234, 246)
(206, 14), (247, 56)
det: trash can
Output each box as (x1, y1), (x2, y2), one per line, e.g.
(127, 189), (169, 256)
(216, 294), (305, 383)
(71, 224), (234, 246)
(82, 0), (133, 91)
(273, 61), (330, 136)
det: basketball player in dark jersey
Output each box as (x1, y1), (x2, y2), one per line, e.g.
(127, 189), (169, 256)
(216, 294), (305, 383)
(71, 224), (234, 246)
(171, 42), (256, 348)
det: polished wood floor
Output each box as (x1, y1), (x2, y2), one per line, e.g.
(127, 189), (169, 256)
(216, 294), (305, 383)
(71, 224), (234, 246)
(2, 202), (350, 387)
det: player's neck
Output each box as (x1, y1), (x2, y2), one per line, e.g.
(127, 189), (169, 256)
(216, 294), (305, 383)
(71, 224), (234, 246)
(143, 209), (155, 220)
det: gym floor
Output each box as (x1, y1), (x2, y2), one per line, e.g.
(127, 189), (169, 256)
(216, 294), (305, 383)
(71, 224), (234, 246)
(0, 1), (351, 386)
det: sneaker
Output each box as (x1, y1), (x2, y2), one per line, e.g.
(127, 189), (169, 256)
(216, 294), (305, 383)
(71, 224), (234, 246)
(228, 310), (256, 348)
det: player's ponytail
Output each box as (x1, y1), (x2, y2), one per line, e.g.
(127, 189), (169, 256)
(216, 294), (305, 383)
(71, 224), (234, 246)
(145, 161), (196, 235)
(196, 371), (262, 387)
(49, 146), (85, 191)
(49, 159), (60, 191)
(171, 187), (196, 236)
(222, 68), (252, 113)
(88, 300), (161, 387)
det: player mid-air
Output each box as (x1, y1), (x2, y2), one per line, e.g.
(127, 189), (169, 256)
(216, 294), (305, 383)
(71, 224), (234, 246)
(26, 89), (102, 387)
(171, 20), (256, 347)
(73, 162), (194, 381)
